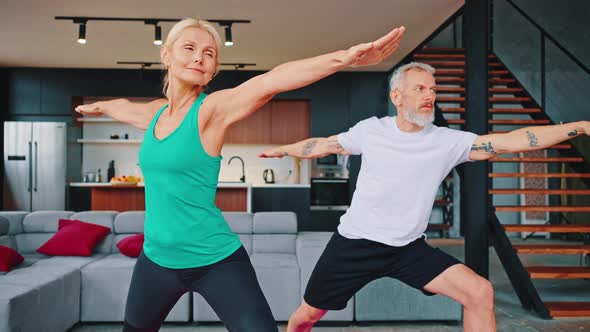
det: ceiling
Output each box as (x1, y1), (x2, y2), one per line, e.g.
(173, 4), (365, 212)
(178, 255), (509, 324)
(0, 0), (464, 71)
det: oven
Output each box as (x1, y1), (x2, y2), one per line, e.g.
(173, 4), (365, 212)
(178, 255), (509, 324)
(310, 177), (350, 211)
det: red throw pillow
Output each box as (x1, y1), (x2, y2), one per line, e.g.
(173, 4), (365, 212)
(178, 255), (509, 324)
(37, 219), (111, 256)
(117, 233), (144, 257)
(0, 245), (24, 272)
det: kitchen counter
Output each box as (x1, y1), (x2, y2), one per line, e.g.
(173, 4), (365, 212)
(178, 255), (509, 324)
(70, 182), (252, 212)
(252, 184), (310, 188)
(70, 182), (309, 188)
(70, 182), (252, 188)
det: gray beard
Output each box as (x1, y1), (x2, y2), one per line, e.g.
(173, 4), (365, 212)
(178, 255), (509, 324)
(405, 108), (434, 127)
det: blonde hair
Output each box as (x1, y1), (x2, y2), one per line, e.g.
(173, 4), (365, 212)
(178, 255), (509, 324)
(161, 18), (222, 98)
(389, 62), (435, 91)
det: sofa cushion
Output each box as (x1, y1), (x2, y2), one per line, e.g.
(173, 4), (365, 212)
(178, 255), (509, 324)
(80, 254), (190, 322)
(0, 217), (9, 236)
(37, 219), (110, 256)
(0, 211), (28, 235)
(114, 211), (145, 233)
(22, 211), (75, 232)
(117, 233), (144, 257)
(253, 234), (296, 254)
(253, 212), (297, 233)
(0, 245), (24, 272)
(223, 212), (253, 234)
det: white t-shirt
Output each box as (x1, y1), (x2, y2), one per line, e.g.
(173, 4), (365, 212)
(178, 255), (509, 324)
(337, 116), (478, 247)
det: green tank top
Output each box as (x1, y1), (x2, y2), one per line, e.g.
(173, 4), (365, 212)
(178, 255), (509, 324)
(139, 92), (241, 268)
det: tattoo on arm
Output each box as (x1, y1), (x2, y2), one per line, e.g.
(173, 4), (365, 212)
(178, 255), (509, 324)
(326, 138), (344, 153)
(282, 152), (289, 157)
(526, 131), (539, 147)
(301, 140), (318, 156)
(471, 142), (497, 154)
(568, 130), (578, 137)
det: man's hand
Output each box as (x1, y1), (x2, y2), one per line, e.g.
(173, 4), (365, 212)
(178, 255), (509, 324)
(259, 148), (289, 158)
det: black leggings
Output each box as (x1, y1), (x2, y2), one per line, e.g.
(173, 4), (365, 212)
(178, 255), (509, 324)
(123, 246), (278, 332)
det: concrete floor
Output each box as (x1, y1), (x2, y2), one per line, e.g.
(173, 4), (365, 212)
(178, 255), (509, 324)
(70, 238), (590, 332)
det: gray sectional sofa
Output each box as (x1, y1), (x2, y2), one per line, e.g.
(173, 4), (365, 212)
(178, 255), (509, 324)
(0, 210), (462, 332)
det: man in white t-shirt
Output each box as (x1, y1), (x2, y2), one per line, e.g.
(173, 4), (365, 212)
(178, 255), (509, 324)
(260, 62), (589, 332)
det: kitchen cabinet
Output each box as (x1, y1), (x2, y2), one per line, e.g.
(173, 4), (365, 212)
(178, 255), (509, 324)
(9, 69), (41, 115)
(225, 100), (310, 144)
(252, 187), (310, 230)
(270, 100), (311, 144)
(225, 103), (272, 143)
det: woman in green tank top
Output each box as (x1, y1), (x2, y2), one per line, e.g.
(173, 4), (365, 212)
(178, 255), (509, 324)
(76, 18), (404, 332)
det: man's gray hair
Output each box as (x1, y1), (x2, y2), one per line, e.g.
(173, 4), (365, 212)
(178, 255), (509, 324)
(389, 62), (436, 91)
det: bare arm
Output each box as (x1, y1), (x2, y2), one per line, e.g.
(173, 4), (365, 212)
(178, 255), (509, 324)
(469, 121), (589, 161)
(75, 98), (167, 130)
(259, 135), (350, 159)
(207, 27), (405, 128)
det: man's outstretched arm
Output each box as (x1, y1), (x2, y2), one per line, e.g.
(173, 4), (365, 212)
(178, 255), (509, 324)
(259, 135), (351, 159)
(469, 121), (589, 160)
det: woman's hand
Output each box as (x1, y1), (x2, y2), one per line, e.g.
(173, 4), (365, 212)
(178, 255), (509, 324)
(75, 102), (105, 116)
(344, 26), (405, 68)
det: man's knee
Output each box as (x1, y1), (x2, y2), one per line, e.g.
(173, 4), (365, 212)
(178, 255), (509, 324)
(290, 303), (327, 326)
(465, 278), (494, 310)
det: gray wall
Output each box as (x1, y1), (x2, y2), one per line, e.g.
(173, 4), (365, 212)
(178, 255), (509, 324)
(493, 0), (590, 124)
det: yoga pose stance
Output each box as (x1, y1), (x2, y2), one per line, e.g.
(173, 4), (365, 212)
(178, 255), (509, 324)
(76, 18), (405, 332)
(260, 61), (589, 332)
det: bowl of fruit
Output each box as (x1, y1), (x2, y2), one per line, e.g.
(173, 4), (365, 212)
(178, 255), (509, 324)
(109, 175), (142, 186)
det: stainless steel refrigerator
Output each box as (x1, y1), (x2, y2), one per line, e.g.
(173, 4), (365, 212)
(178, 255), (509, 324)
(3, 121), (67, 211)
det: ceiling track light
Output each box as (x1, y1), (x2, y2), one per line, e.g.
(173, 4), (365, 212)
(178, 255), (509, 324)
(224, 25), (233, 47)
(56, 16), (250, 46)
(73, 18), (87, 44)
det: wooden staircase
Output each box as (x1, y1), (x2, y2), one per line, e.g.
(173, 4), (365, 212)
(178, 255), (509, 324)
(413, 47), (590, 319)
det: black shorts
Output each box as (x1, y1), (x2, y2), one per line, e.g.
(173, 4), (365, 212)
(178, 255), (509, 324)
(303, 232), (461, 310)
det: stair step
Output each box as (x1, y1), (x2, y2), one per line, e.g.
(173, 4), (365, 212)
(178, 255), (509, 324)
(421, 47), (466, 52)
(527, 266), (590, 279)
(434, 69), (466, 76)
(489, 173), (590, 178)
(490, 78), (517, 84)
(422, 61), (503, 68)
(437, 97), (465, 102)
(489, 108), (542, 114)
(489, 70), (510, 76)
(413, 53), (496, 60)
(439, 108), (545, 114)
(489, 97), (533, 103)
(422, 60), (465, 67)
(434, 199), (452, 206)
(513, 244), (590, 255)
(434, 70), (510, 77)
(414, 54), (467, 60)
(490, 157), (584, 163)
(436, 77), (465, 83)
(436, 87), (466, 93)
(545, 302), (590, 318)
(495, 206), (590, 212)
(504, 224), (590, 233)
(440, 107), (465, 113)
(489, 87), (524, 93)
(489, 119), (551, 125)
(491, 189), (590, 195)
(446, 119), (465, 125)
